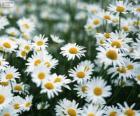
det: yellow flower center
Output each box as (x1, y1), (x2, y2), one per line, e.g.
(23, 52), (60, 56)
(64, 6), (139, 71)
(99, 39), (105, 45)
(93, 87), (103, 96)
(106, 50), (118, 60)
(14, 103), (20, 109)
(23, 23), (30, 29)
(111, 40), (122, 48)
(125, 109), (135, 116)
(34, 59), (41, 66)
(24, 45), (30, 51)
(117, 66), (127, 73)
(116, 6), (125, 12)
(123, 26), (129, 31)
(109, 111), (117, 116)
(69, 47), (78, 54)
(0, 82), (9, 86)
(76, 71), (85, 78)
(21, 50), (27, 57)
(38, 72), (46, 80)
(93, 19), (100, 25)
(0, 94), (5, 104)
(14, 85), (22, 91)
(4, 113), (11, 116)
(127, 64), (134, 70)
(67, 108), (77, 116)
(3, 42), (11, 48)
(88, 112), (95, 116)
(44, 82), (54, 90)
(36, 40), (44, 46)
(81, 85), (88, 93)
(25, 102), (32, 108)
(6, 73), (14, 80)
(104, 33), (111, 38)
(104, 15), (111, 20)
(54, 77), (62, 83)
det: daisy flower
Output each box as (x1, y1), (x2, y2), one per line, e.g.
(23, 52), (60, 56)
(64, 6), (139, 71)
(55, 99), (81, 116)
(86, 77), (111, 104)
(17, 17), (35, 33)
(97, 46), (124, 66)
(6, 27), (20, 37)
(31, 65), (50, 87)
(0, 66), (20, 82)
(133, 5), (140, 17)
(37, 101), (49, 110)
(0, 37), (18, 53)
(85, 15), (102, 29)
(50, 34), (64, 43)
(99, 11), (112, 22)
(32, 34), (48, 51)
(0, 86), (13, 109)
(104, 105), (121, 116)
(82, 104), (104, 116)
(69, 65), (92, 83)
(10, 96), (25, 113)
(51, 74), (71, 89)
(60, 43), (86, 60)
(118, 102), (140, 116)
(108, 58), (137, 81)
(41, 77), (62, 99)
(22, 95), (33, 111)
(108, 0), (132, 14)
(12, 82), (25, 94)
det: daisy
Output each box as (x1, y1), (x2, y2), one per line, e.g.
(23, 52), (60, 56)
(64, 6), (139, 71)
(87, 4), (101, 14)
(6, 27), (20, 37)
(31, 65), (50, 87)
(60, 43), (86, 60)
(85, 15), (102, 29)
(82, 104), (104, 116)
(16, 49), (28, 60)
(0, 86), (13, 109)
(77, 60), (94, 73)
(74, 82), (88, 98)
(108, 58), (137, 81)
(104, 105), (121, 116)
(97, 46), (124, 66)
(0, 37), (18, 53)
(86, 77), (111, 104)
(22, 95), (33, 111)
(50, 34), (64, 43)
(12, 82), (24, 93)
(118, 102), (140, 116)
(69, 65), (92, 83)
(37, 101), (49, 110)
(32, 34), (48, 51)
(51, 74), (71, 89)
(0, 16), (9, 30)
(55, 99), (81, 116)
(0, 66), (20, 82)
(99, 11), (112, 22)
(41, 77), (62, 99)
(10, 96), (25, 113)
(108, 0), (132, 14)
(133, 5), (140, 17)
(17, 17), (35, 33)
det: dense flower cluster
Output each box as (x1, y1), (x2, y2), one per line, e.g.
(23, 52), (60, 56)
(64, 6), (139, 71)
(0, 0), (140, 116)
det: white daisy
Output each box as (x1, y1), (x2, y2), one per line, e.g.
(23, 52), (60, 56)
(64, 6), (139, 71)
(86, 77), (111, 105)
(61, 43), (86, 60)
(55, 99), (81, 116)
(0, 16), (9, 30)
(17, 17), (35, 33)
(118, 102), (140, 116)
